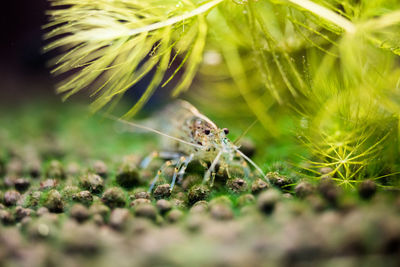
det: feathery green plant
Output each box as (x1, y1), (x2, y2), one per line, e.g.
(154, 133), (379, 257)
(44, 0), (400, 187)
(45, 0), (399, 117)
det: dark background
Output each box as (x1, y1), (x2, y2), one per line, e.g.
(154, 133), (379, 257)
(0, 0), (55, 104)
(0, 0), (180, 113)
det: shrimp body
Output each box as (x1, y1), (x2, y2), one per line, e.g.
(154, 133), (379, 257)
(108, 100), (267, 191)
(156, 100), (231, 162)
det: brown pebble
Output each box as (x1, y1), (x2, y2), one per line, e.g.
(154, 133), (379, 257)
(4, 190), (21, 206)
(295, 181), (315, 198)
(266, 172), (292, 189)
(251, 178), (269, 194)
(358, 179), (377, 199)
(14, 178), (30, 192)
(101, 187), (126, 209)
(109, 208), (131, 230)
(190, 201), (209, 214)
(93, 160), (108, 178)
(188, 184), (210, 205)
(92, 214), (104, 226)
(29, 191), (42, 207)
(306, 195), (326, 212)
(134, 204), (157, 221)
(156, 199), (172, 215)
(170, 198), (186, 209)
(36, 207), (49, 216)
(166, 209), (183, 223)
(70, 204), (90, 223)
(40, 179), (58, 190)
(14, 206), (34, 221)
(130, 198), (151, 207)
(89, 203), (110, 219)
(79, 173), (104, 193)
(62, 186), (80, 201)
(226, 178), (248, 193)
(0, 209), (14, 224)
(116, 160), (141, 188)
(73, 190), (94, 206)
(45, 190), (64, 213)
(318, 178), (340, 204)
(257, 189), (280, 214)
(134, 191), (150, 200)
(153, 184), (171, 199)
(61, 221), (100, 254)
(210, 204), (234, 220)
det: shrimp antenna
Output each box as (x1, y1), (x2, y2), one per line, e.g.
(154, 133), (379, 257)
(233, 119), (258, 145)
(102, 113), (203, 149)
(235, 148), (270, 184)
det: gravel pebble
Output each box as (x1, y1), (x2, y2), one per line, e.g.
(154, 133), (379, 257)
(358, 180), (377, 199)
(295, 181), (315, 198)
(318, 178), (340, 205)
(266, 172), (292, 189)
(166, 209), (183, 223)
(14, 178), (30, 192)
(226, 178), (248, 193)
(4, 190), (21, 206)
(14, 206), (34, 221)
(130, 198), (151, 207)
(153, 184), (171, 199)
(257, 189), (280, 214)
(251, 178), (269, 194)
(134, 191), (151, 200)
(79, 173), (104, 193)
(210, 204), (234, 220)
(73, 190), (93, 206)
(134, 203), (157, 221)
(101, 187), (126, 209)
(156, 199), (172, 215)
(93, 160), (108, 178)
(46, 160), (66, 179)
(40, 179), (58, 190)
(44, 190), (64, 213)
(116, 161), (141, 188)
(110, 208), (131, 230)
(70, 204), (90, 223)
(188, 184), (210, 205)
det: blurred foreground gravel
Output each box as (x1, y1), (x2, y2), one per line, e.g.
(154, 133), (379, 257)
(1, 105), (400, 267)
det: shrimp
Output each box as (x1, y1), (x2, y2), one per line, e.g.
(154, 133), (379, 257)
(106, 100), (268, 192)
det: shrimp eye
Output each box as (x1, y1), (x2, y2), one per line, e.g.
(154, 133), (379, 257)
(223, 128), (229, 135)
(204, 129), (210, 135)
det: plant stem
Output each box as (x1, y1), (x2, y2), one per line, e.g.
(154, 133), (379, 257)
(288, 0), (356, 33)
(126, 0), (225, 36)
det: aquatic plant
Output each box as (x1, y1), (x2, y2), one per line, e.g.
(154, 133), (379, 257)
(44, 0), (400, 187)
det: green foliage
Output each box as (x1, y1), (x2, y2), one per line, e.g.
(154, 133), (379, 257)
(44, 0), (400, 187)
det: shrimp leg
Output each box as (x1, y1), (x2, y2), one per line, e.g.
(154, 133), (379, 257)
(173, 153), (194, 189)
(203, 151), (222, 184)
(141, 151), (182, 169)
(170, 156), (186, 191)
(148, 159), (177, 192)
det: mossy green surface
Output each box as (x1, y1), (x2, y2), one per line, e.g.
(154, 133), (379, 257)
(0, 100), (400, 266)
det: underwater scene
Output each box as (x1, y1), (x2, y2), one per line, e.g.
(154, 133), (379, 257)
(1, 0), (400, 266)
